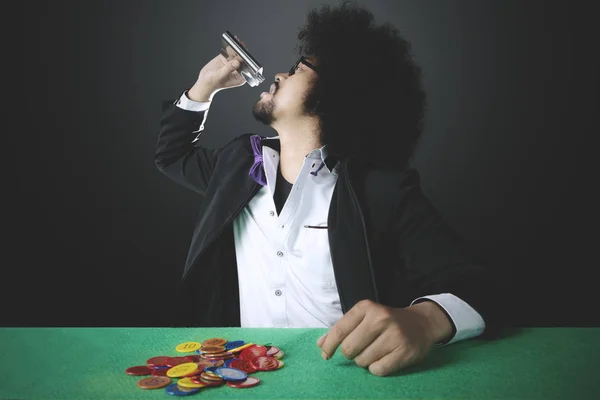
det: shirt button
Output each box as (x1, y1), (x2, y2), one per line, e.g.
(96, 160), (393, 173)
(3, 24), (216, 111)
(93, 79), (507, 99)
(269, 211), (275, 216)
(275, 290), (282, 296)
(277, 251), (283, 257)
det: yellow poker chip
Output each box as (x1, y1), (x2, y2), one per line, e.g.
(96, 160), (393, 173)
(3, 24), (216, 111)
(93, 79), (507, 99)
(175, 342), (202, 353)
(177, 377), (206, 389)
(167, 362), (198, 378)
(276, 360), (285, 369)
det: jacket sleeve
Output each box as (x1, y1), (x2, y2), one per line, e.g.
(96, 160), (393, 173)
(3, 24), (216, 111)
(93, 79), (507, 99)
(155, 99), (221, 196)
(393, 169), (510, 339)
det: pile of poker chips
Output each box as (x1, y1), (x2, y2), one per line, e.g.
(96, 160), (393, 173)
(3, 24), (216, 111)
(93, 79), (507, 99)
(125, 337), (285, 396)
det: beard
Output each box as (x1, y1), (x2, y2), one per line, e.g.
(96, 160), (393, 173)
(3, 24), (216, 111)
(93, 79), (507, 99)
(251, 97), (276, 125)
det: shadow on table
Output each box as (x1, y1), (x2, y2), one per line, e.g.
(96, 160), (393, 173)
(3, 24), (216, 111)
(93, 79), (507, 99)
(326, 327), (526, 377)
(385, 326), (526, 377)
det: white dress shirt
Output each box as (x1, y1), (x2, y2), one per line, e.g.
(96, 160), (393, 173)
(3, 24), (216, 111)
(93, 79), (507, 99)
(175, 91), (485, 344)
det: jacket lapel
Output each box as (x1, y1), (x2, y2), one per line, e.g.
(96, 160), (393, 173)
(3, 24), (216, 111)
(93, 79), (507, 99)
(328, 159), (379, 312)
(182, 135), (260, 281)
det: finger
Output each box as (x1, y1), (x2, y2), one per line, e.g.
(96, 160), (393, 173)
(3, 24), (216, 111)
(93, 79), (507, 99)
(218, 59), (241, 82)
(353, 330), (401, 369)
(234, 35), (247, 48)
(338, 318), (383, 360)
(367, 348), (415, 377)
(316, 332), (327, 347)
(320, 304), (367, 360)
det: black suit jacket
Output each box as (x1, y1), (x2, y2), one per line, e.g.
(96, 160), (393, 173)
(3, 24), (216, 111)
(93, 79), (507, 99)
(155, 98), (507, 338)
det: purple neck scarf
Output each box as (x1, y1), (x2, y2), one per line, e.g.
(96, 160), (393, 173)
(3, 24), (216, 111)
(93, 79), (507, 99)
(249, 135), (333, 186)
(249, 135), (267, 186)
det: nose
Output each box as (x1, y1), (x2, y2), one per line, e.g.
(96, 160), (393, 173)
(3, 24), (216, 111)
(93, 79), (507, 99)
(274, 72), (289, 82)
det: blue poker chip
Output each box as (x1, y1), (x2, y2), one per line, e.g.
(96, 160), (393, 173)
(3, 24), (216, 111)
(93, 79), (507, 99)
(215, 367), (248, 382)
(223, 358), (237, 367)
(204, 366), (218, 373)
(165, 383), (200, 396)
(224, 340), (245, 350)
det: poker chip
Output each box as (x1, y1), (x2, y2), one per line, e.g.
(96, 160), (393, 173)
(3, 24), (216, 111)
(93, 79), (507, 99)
(177, 377), (206, 389)
(229, 359), (258, 374)
(147, 356), (170, 367)
(215, 367), (248, 382)
(198, 345), (225, 354)
(197, 378), (224, 387)
(183, 355), (201, 363)
(181, 366), (204, 378)
(224, 340), (245, 350)
(227, 343), (254, 353)
(175, 342), (202, 353)
(202, 338), (227, 347)
(165, 357), (189, 367)
(223, 359), (235, 367)
(197, 359), (224, 367)
(166, 363), (198, 378)
(165, 383), (201, 396)
(240, 345), (267, 360)
(251, 356), (279, 371)
(125, 337), (285, 394)
(227, 376), (261, 388)
(137, 376), (171, 389)
(150, 365), (170, 370)
(266, 346), (280, 357)
(151, 368), (170, 377)
(125, 366), (152, 376)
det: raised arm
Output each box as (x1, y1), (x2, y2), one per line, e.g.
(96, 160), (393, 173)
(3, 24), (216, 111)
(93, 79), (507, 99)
(155, 38), (248, 195)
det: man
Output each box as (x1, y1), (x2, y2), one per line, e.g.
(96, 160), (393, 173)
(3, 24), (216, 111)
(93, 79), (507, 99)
(155, 1), (506, 376)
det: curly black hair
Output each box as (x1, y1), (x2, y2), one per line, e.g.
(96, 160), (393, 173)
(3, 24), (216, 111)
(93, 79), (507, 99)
(295, 0), (426, 169)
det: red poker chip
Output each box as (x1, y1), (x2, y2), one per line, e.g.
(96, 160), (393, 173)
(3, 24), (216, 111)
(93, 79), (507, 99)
(251, 356), (279, 371)
(240, 345), (267, 361)
(227, 376), (261, 388)
(165, 357), (188, 367)
(184, 355), (201, 363)
(266, 346), (280, 357)
(229, 359), (257, 374)
(146, 356), (170, 367)
(151, 368), (169, 377)
(125, 366), (153, 376)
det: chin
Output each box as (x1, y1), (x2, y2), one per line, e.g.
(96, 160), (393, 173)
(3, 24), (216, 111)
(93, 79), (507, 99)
(252, 100), (276, 125)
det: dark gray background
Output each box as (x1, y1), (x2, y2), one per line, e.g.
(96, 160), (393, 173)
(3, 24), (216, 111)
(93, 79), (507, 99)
(8, 0), (597, 326)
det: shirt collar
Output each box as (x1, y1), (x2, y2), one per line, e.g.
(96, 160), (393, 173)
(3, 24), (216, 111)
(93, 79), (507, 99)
(261, 136), (337, 173)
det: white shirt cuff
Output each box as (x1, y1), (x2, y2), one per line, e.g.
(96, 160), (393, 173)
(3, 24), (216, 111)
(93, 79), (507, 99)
(411, 293), (485, 345)
(172, 91), (211, 137)
(174, 91), (211, 112)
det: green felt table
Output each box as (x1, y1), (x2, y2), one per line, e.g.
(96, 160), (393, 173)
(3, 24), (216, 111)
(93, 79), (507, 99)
(1, 327), (598, 399)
